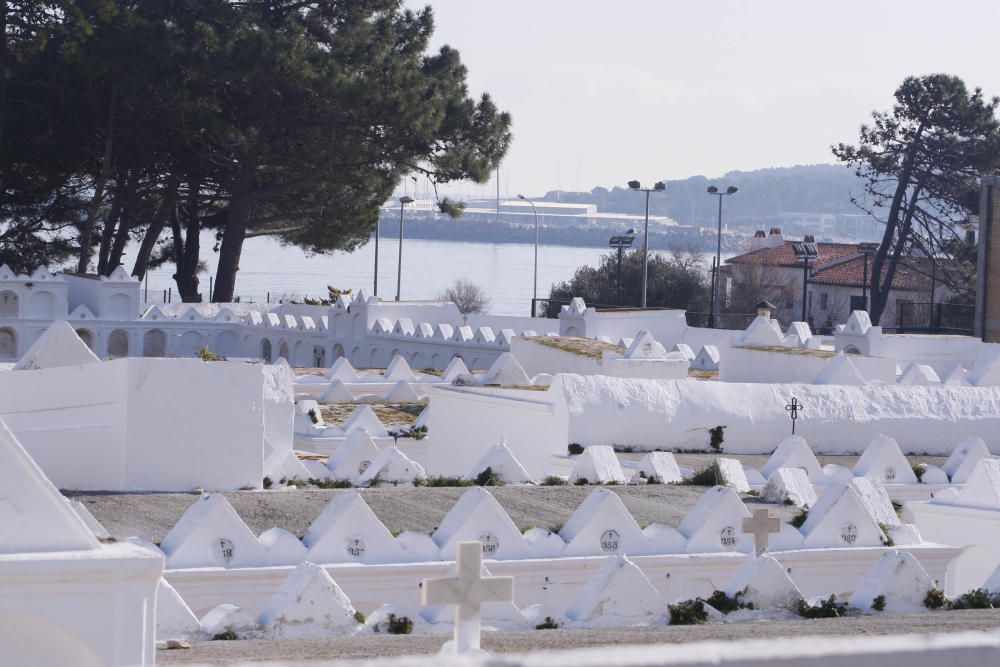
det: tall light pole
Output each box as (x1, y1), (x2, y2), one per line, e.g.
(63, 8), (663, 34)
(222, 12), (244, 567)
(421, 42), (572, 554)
(706, 185), (738, 328)
(518, 194), (539, 316)
(609, 231), (636, 306)
(857, 242), (879, 314)
(395, 195), (414, 301)
(791, 241), (819, 324)
(628, 180), (665, 308)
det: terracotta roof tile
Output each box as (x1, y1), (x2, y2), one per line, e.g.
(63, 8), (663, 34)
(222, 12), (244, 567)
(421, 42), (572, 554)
(809, 256), (929, 292)
(725, 241), (859, 269)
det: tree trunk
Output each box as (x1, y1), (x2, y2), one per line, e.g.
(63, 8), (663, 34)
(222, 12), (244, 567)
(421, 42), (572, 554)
(107, 171), (141, 272)
(171, 178), (203, 302)
(212, 163), (256, 302)
(96, 177), (125, 274)
(132, 177), (179, 279)
(76, 89), (117, 273)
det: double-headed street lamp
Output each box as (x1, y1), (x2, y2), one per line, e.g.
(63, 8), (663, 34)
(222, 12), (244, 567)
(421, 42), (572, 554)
(707, 185), (738, 328)
(857, 242), (879, 314)
(628, 180), (665, 308)
(395, 195), (414, 301)
(517, 194), (540, 316)
(791, 240), (819, 323)
(609, 230), (636, 306)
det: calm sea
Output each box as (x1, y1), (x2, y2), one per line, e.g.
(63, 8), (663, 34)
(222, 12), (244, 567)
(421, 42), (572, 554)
(140, 234), (628, 316)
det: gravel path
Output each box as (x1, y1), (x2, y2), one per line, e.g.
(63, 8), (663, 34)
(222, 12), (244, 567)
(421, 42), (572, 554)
(70, 484), (803, 543)
(157, 608), (1000, 664)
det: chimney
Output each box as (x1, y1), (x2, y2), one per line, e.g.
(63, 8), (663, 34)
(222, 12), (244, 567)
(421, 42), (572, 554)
(803, 234), (815, 243)
(750, 230), (767, 251)
(766, 227), (784, 248)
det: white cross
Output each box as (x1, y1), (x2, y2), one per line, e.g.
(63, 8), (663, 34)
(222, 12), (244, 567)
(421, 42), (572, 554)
(421, 541), (514, 652)
(742, 508), (781, 557)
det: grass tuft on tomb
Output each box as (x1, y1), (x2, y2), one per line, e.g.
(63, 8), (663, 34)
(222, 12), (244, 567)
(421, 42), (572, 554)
(684, 463), (719, 487)
(307, 478), (353, 489)
(197, 346), (223, 362)
(384, 613), (413, 635)
(912, 463), (925, 483)
(262, 476), (273, 489)
(790, 508), (809, 528)
(574, 477), (589, 486)
(923, 588), (947, 610)
(737, 344), (838, 358)
(877, 523), (895, 547)
(541, 475), (568, 486)
(567, 443), (584, 455)
(949, 588), (998, 610)
(872, 595), (886, 612)
(474, 466), (503, 487)
(534, 616), (560, 630)
(353, 610), (366, 624)
(797, 595), (848, 618)
(668, 599), (708, 625)
(706, 590), (752, 614)
(708, 425), (726, 452)
(523, 335), (624, 359)
(212, 629), (239, 641)
(423, 476), (474, 488)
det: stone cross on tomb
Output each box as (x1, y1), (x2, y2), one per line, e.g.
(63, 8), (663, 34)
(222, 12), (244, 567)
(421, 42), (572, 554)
(742, 508), (780, 557)
(422, 541), (514, 653)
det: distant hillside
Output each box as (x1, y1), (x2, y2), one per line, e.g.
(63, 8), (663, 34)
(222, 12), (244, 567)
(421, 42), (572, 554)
(541, 164), (868, 227)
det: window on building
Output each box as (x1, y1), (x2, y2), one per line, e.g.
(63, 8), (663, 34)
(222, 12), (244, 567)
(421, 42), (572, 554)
(820, 292), (828, 310)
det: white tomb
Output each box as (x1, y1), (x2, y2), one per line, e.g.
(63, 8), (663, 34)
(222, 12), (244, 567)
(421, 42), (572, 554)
(259, 561), (359, 638)
(304, 491), (405, 564)
(715, 457), (751, 493)
(263, 448), (312, 482)
(898, 363), (941, 386)
(522, 527), (567, 558)
(320, 379), (355, 403)
(565, 555), (663, 624)
(326, 356), (359, 382)
(421, 541), (515, 653)
(785, 321), (813, 347)
(340, 405), (389, 438)
(559, 488), (648, 557)
(632, 451), (683, 484)
(812, 353), (867, 385)
(848, 550), (936, 613)
(160, 494), (267, 569)
(737, 315), (785, 346)
(259, 527), (307, 566)
(432, 487), (530, 561)
(761, 435), (825, 483)
(692, 345), (720, 371)
(762, 468), (817, 508)
(412, 404), (430, 430)
(671, 343), (695, 361)
(478, 352), (532, 386)
(624, 330), (667, 359)
(441, 356), (470, 383)
(943, 436), (994, 484)
(200, 603), (262, 640)
(641, 523), (686, 553)
(396, 530), (442, 562)
(157, 577), (203, 642)
(850, 477), (901, 527)
(70, 499), (111, 539)
(357, 444), (426, 486)
(679, 486), (753, 553)
(940, 364), (969, 387)
(0, 421), (162, 667)
(569, 445), (627, 484)
(327, 430), (382, 482)
(722, 555), (803, 611)
(468, 440), (533, 484)
(384, 355), (419, 382)
(385, 380), (424, 403)
(853, 434), (918, 485)
(953, 458), (1000, 510)
(800, 484), (886, 549)
(13, 320), (101, 370)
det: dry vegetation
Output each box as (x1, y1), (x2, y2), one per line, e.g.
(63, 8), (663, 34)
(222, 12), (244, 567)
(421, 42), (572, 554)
(523, 336), (624, 360)
(320, 402), (425, 426)
(738, 345), (837, 358)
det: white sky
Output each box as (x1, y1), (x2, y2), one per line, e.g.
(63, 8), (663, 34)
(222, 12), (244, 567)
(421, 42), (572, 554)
(408, 0), (998, 199)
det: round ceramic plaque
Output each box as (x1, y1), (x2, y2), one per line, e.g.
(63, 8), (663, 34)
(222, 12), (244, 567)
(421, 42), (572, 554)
(346, 537), (366, 559)
(600, 529), (621, 553)
(214, 537), (235, 564)
(479, 533), (499, 556)
(841, 522), (858, 545)
(720, 526), (737, 548)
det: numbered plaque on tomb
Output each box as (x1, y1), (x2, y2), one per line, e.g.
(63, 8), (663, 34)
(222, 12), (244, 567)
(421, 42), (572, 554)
(600, 529), (620, 553)
(479, 532), (499, 556)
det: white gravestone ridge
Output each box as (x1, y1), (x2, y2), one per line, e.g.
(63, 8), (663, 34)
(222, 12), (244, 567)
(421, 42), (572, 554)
(422, 541), (515, 653)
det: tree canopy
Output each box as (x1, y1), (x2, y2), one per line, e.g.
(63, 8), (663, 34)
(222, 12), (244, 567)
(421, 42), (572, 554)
(833, 74), (1000, 324)
(547, 249), (710, 316)
(0, 1), (511, 300)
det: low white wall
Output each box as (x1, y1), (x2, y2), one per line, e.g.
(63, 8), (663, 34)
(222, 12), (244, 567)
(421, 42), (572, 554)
(720, 347), (896, 384)
(510, 338), (604, 377)
(426, 383), (568, 480)
(0, 358), (267, 491)
(907, 502), (1000, 595)
(557, 375), (1000, 455)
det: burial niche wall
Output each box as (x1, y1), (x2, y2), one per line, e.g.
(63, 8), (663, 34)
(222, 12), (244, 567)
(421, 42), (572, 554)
(0, 326), (15, 357)
(107, 329), (129, 357)
(0, 290), (18, 317)
(143, 329), (166, 357)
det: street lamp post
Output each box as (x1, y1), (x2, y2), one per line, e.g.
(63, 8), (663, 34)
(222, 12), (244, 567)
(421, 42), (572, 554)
(518, 194), (539, 316)
(706, 185), (738, 327)
(609, 231), (637, 306)
(791, 241), (819, 324)
(857, 242), (879, 314)
(628, 180), (665, 308)
(395, 195), (414, 301)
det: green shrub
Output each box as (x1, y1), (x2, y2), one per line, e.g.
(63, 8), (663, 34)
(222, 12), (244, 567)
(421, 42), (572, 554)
(878, 523), (895, 547)
(541, 475), (567, 486)
(567, 443), (584, 455)
(708, 425), (726, 452)
(197, 346), (222, 362)
(307, 409), (319, 425)
(424, 476), (474, 487)
(474, 466), (502, 487)
(797, 595), (847, 618)
(386, 613), (413, 635)
(924, 588), (947, 610)
(534, 616), (560, 630)
(212, 629), (238, 641)
(308, 478), (352, 489)
(262, 476), (272, 490)
(949, 588), (997, 610)
(685, 464), (718, 487)
(668, 599), (708, 625)
(705, 590), (751, 614)
(790, 508), (809, 528)
(574, 477), (589, 486)
(872, 595), (886, 612)
(912, 464), (925, 483)
(353, 610), (366, 624)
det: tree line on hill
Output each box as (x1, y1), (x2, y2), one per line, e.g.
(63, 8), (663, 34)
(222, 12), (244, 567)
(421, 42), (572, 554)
(0, 1), (510, 301)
